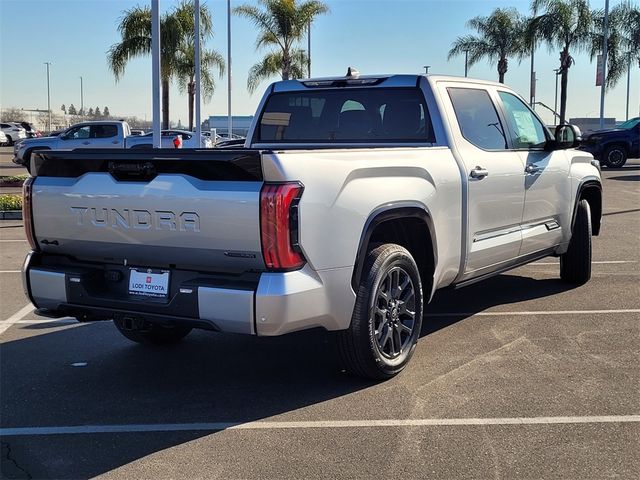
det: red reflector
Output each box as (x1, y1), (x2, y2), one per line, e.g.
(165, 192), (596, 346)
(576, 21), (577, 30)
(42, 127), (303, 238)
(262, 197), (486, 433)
(260, 183), (305, 271)
(173, 135), (182, 148)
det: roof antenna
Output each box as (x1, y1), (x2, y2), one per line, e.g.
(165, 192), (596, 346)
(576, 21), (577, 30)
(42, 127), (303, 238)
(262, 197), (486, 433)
(346, 66), (360, 78)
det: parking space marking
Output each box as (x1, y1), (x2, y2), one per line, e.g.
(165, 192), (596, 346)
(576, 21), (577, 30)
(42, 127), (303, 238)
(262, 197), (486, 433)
(1, 415), (638, 437)
(0, 303), (34, 335)
(532, 261), (637, 265)
(426, 309), (640, 317)
(0, 270), (21, 273)
(0, 239), (26, 243)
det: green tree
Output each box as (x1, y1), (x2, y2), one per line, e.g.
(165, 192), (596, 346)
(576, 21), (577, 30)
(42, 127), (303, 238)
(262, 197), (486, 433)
(448, 8), (528, 83)
(108, 4), (185, 129)
(95, 106), (102, 117)
(235, 0), (329, 93)
(61, 104), (66, 114)
(103, 106), (111, 118)
(68, 104), (77, 115)
(529, 0), (594, 124)
(173, 1), (225, 130)
(88, 107), (94, 117)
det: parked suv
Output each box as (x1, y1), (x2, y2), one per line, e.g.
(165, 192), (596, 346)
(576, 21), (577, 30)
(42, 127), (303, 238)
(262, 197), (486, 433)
(0, 122), (27, 145)
(579, 117), (640, 168)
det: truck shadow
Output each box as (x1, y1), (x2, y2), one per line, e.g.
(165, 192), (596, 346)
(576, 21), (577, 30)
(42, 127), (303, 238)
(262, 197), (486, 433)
(1, 273), (574, 479)
(422, 274), (573, 336)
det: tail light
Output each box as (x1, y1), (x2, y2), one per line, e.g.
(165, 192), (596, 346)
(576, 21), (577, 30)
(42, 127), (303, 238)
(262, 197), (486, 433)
(260, 182), (305, 271)
(23, 176), (39, 251)
(173, 135), (183, 148)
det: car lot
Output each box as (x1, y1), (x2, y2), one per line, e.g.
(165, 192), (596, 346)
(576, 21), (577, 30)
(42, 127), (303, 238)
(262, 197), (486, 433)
(1, 146), (639, 479)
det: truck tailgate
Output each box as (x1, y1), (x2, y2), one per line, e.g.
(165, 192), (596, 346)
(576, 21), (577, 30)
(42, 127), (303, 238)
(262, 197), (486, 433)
(30, 149), (265, 273)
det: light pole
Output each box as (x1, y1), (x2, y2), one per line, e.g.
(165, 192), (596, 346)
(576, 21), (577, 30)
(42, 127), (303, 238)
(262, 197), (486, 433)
(625, 51), (631, 121)
(195, 0), (202, 141)
(553, 68), (560, 125)
(599, 0), (610, 129)
(227, 0), (232, 137)
(151, 0), (161, 148)
(307, 19), (311, 77)
(44, 62), (52, 132)
(79, 76), (84, 117)
(423, 65), (430, 74)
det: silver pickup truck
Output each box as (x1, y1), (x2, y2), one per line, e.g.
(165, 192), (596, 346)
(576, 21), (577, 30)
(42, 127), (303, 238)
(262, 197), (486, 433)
(22, 72), (602, 379)
(13, 121), (212, 167)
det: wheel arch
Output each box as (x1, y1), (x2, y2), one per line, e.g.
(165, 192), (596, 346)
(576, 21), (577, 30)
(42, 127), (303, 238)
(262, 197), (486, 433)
(574, 180), (602, 236)
(351, 205), (438, 299)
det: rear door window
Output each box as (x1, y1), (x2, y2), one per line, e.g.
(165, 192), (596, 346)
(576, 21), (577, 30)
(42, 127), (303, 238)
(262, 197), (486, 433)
(91, 124), (118, 138)
(258, 88), (434, 143)
(448, 87), (507, 150)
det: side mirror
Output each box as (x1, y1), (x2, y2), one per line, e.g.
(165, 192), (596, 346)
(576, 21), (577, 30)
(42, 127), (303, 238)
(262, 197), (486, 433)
(549, 124), (581, 150)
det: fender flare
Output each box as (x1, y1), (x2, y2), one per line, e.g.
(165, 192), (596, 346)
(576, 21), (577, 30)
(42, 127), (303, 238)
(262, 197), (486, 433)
(351, 204), (438, 291)
(572, 179), (602, 236)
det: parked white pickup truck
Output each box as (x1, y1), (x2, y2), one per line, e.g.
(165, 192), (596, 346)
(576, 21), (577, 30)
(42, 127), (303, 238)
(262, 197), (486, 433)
(22, 72), (602, 380)
(13, 121), (212, 167)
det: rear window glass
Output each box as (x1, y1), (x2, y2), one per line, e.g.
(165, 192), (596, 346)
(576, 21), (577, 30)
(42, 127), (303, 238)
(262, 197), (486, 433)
(258, 88), (434, 143)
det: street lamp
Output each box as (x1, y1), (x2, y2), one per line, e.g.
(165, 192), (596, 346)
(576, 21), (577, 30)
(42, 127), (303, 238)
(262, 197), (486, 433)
(44, 62), (52, 132)
(79, 76), (84, 117)
(423, 65), (430, 74)
(553, 68), (560, 125)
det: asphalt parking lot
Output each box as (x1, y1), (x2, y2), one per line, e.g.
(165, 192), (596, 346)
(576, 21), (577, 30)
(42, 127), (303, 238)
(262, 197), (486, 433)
(1, 147), (638, 479)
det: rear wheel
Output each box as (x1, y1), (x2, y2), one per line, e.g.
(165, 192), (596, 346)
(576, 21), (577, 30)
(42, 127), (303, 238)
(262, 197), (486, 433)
(6, 135), (13, 146)
(602, 145), (627, 168)
(114, 318), (192, 345)
(338, 244), (423, 380)
(560, 199), (592, 285)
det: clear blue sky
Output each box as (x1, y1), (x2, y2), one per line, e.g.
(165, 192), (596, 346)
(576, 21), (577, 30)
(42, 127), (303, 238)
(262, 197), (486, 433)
(0, 0), (637, 126)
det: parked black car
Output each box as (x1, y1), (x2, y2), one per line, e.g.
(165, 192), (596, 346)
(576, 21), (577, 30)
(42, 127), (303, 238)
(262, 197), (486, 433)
(579, 117), (640, 168)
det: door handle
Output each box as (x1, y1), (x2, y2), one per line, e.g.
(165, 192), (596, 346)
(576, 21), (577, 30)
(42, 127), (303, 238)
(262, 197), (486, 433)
(82, 141), (90, 145)
(470, 166), (489, 179)
(525, 164), (540, 174)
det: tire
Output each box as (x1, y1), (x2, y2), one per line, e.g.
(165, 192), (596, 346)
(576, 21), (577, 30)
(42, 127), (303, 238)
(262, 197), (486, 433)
(338, 244), (424, 380)
(602, 145), (627, 168)
(560, 199), (592, 285)
(6, 135), (13, 146)
(113, 318), (192, 345)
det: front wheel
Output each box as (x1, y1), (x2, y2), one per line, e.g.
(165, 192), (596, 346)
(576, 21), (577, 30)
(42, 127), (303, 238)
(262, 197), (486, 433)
(560, 199), (592, 285)
(338, 244), (423, 380)
(602, 145), (627, 168)
(114, 318), (192, 345)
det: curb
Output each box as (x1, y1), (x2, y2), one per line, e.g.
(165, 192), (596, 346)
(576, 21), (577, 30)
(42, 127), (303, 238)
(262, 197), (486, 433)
(0, 211), (22, 220)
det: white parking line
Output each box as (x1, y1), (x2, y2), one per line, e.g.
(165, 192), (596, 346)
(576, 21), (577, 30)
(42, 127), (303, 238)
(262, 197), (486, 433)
(426, 309), (640, 317)
(1, 415), (638, 436)
(0, 239), (26, 243)
(533, 261), (637, 265)
(0, 270), (21, 273)
(0, 303), (34, 335)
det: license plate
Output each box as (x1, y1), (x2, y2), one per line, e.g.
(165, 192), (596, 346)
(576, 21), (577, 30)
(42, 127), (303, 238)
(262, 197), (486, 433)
(128, 269), (170, 298)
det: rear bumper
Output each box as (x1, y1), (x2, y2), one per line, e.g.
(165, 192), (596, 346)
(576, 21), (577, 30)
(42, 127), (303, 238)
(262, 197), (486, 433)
(23, 252), (356, 336)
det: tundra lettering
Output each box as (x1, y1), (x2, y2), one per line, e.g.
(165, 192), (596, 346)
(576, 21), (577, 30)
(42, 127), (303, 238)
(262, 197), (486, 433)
(70, 206), (200, 232)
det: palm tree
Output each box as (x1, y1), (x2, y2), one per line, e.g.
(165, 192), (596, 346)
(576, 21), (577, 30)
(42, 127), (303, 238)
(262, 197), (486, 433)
(529, 0), (594, 124)
(108, 5), (183, 129)
(234, 0), (329, 93)
(176, 45), (225, 130)
(448, 8), (527, 83)
(172, 1), (225, 131)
